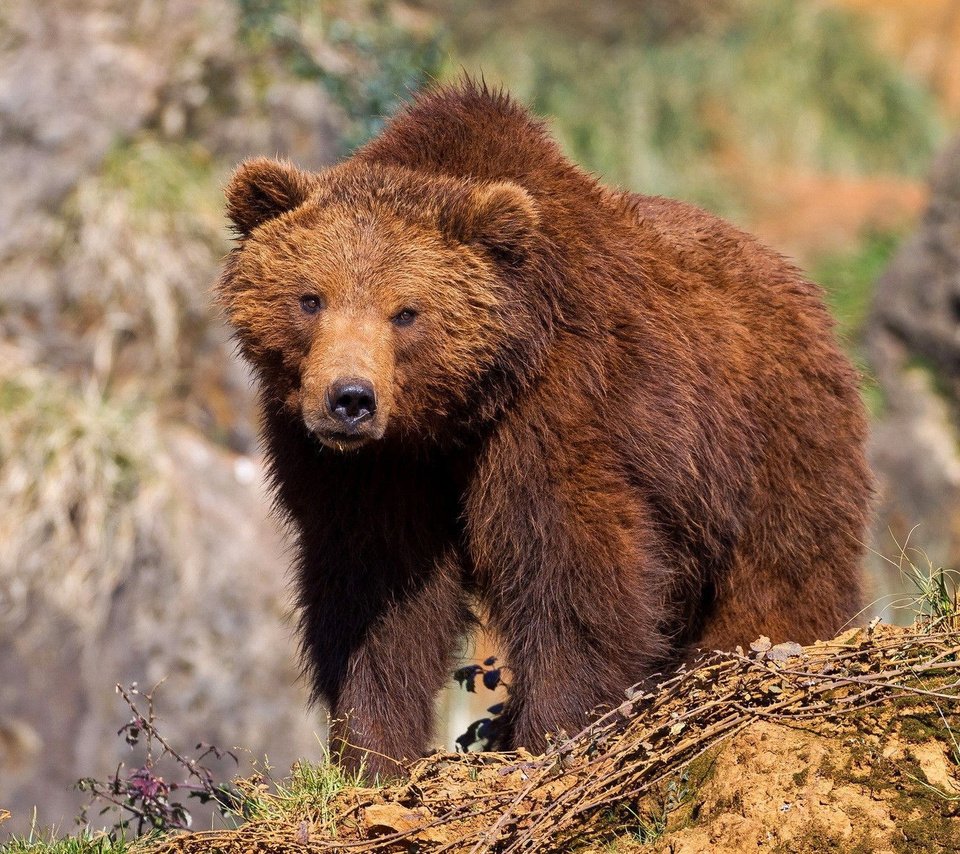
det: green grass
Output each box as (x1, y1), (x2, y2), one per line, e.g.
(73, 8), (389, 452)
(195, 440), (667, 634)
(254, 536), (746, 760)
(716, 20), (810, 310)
(0, 829), (134, 854)
(98, 139), (224, 228)
(235, 757), (371, 834)
(807, 228), (903, 417)
(811, 230), (902, 342)
(901, 555), (959, 631)
(1, 758), (372, 852)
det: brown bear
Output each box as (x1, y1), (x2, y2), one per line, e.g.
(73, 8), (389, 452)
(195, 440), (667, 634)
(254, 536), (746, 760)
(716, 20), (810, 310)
(217, 81), (871, 777)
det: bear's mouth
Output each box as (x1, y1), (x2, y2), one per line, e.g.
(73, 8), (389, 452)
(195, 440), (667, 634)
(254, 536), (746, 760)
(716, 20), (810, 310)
(316, 431), (371, 451)
(310, 426), (384, 452)
(302, 408), (387, 452)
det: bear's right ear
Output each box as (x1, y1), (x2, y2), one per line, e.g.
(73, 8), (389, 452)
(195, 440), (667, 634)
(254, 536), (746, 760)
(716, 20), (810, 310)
(225, 158), (315, 237)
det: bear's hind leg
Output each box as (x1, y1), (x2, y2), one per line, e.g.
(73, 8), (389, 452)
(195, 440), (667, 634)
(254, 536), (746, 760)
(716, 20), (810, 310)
(693, 539), (864, 655)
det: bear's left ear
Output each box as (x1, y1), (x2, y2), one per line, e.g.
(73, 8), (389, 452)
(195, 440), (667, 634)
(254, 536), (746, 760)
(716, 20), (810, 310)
(225, 157), (316, 237)
(443, 181), (540, 265)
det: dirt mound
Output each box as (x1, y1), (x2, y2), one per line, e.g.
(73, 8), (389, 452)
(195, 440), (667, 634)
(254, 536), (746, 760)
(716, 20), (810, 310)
(146, 623), (960, 853)
(647, 716), (959, 852)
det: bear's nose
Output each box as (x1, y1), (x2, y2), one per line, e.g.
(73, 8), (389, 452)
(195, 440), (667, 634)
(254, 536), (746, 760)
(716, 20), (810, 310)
(327, 379), (377, 426)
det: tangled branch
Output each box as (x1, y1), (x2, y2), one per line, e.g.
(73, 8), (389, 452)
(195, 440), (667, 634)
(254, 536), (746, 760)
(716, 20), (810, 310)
(152, 623), (960, 853)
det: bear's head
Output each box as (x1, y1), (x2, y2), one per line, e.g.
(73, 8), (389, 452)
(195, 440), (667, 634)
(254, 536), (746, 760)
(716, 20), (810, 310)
(218, 158), (550, 451)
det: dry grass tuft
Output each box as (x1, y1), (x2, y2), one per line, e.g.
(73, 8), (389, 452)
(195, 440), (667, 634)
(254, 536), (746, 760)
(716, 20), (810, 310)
(0, 345), (168, 637)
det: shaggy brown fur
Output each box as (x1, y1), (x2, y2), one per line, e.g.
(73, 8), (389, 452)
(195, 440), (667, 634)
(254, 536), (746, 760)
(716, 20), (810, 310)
(217, 81), (871, 778)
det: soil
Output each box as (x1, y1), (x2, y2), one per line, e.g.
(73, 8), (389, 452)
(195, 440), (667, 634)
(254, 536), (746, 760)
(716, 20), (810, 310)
(644, 715), (960, 852)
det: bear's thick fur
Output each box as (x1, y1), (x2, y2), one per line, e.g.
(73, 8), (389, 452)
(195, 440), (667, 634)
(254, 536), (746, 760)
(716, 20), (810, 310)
(218, 81), (871, 777)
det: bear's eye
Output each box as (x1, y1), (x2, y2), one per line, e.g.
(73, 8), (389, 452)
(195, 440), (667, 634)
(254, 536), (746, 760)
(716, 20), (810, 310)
(392, 308), (418, 327)
(299, 294), (323, 315)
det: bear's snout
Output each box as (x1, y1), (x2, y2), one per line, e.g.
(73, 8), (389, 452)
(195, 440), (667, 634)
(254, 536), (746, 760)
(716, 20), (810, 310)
(298, 313), (393, 450)
(302, 375), (385, 451)
(327, 379), (377, 426)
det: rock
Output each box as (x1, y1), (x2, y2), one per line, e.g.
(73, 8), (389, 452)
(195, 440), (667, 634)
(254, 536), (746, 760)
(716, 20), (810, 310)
(362, 803), (448, 843)
(0, 409), (320, 834)
(0, 0), (344, 436)
(866, 134), (960, 577)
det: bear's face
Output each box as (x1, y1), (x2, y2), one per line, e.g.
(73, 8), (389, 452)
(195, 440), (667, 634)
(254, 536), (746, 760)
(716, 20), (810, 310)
(218, 159), (544, 450)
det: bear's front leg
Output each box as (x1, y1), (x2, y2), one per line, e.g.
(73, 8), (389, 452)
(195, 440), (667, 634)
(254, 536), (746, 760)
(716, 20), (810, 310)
(296, 537), (469, 780)
(493, 590), (670, 752)
(467, 434), (675, 753)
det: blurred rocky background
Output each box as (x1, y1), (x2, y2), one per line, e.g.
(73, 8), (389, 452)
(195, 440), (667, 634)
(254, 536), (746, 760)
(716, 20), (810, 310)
(1, 0), (959, 836)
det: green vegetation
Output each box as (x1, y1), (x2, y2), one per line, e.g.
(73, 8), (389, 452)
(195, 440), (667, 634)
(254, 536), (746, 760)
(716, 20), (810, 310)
(770, 820), (878, 854)
(98, 140), (223, 228)
(235, 757), (370, 835)
(899, 712), (946, 746)
(807, 228), (903, 416)
(824, 727), (960, 854)
(442, 0), (943, 217)
(2, 757), (372, 851)
(1, 829), (132, 854)
(812, 230), (901, 343)
(901, 556), (959, 630)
